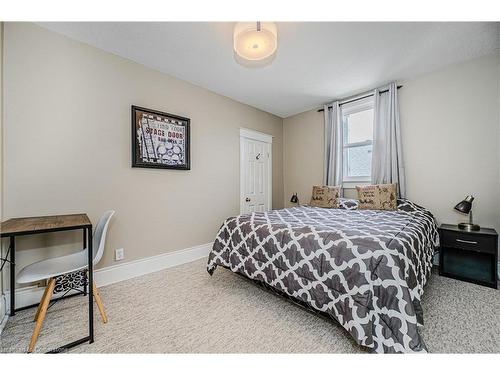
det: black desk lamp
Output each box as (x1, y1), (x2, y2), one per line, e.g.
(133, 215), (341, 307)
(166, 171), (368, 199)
(290, 193), (299, 205)
(454, 195), (480, 231)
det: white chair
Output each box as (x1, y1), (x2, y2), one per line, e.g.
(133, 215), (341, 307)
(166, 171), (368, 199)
(17, 210), (115, 352)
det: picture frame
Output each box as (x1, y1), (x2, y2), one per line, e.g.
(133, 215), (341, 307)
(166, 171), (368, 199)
(131, 105), (190, 170)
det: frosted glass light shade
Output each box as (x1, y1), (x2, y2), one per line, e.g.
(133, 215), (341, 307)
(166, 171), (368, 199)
(233, 22), (277, 67)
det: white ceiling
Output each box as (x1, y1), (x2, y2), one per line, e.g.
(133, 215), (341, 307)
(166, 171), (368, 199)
(38, 22), (499, 118)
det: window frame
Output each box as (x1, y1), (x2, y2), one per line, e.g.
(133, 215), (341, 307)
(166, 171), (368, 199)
(341, 97), (374, 186)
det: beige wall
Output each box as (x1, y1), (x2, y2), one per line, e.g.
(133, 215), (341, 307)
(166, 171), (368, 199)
(284, 53), (500, 232)
(283, 109), (325, 206)
(0, 22), (3, 221)
(399, 53), (500, 230)
(1, 22), (4, 315)
(2, 22), (284, 285)
(497, 50), (500, 236)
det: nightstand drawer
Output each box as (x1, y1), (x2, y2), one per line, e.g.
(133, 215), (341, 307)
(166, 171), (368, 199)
(441, 231), (496, 254)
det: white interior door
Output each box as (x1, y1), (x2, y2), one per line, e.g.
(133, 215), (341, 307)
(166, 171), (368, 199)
(240, 129), (272, 214)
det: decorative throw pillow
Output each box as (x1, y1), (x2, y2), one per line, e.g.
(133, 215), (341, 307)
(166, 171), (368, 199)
(356, 184), (397, 211)
(339, 198), (359, 210)
(310, 185), (340, 208)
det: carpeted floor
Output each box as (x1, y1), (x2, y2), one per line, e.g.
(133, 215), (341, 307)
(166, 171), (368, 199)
(1, 257), (499, 353)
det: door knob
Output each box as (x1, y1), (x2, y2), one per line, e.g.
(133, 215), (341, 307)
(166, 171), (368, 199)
(245, 198), (251, 202)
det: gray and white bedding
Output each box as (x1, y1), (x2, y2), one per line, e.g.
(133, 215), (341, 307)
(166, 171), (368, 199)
(207, 199), (439, 353)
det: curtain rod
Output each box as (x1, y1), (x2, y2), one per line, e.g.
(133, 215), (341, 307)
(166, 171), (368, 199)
(317, 85), (403, 112)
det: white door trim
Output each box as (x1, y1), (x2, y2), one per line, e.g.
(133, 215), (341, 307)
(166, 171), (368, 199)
(239, 128), (273, 214)
(240, 128), (273, 144)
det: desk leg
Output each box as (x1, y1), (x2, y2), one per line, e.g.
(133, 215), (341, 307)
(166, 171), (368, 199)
(87, 227), (94, 344)
(10, 236), (15, 316)
(83, 229), (88, 296)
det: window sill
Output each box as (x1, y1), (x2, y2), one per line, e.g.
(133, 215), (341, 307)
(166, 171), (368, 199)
(342, 181), (371, 189)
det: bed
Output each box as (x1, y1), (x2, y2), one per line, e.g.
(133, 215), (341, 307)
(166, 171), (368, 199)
(207, 199), (439, 353)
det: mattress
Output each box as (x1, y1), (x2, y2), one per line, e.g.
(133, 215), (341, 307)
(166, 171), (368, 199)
(207, 199), (439, 353)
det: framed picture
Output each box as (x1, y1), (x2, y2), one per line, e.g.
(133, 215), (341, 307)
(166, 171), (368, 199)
(131, 106), (190, 170)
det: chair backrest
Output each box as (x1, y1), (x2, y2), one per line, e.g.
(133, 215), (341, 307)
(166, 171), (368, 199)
(92, 210), (115, 265)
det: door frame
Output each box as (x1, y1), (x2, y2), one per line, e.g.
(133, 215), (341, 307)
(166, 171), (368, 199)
(239, 128), (273, 214)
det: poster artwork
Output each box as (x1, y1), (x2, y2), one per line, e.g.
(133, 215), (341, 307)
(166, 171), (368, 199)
(132, 106), (190, 170)
(139, 115), (186, 165)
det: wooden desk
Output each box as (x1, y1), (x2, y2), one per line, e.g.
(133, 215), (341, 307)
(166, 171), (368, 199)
(1, 214), (94, 352)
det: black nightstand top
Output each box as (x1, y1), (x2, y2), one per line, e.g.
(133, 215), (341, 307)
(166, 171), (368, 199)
(440, 224), (498, 237)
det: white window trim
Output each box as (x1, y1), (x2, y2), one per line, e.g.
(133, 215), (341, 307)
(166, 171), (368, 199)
(341, 96), (374, 186)
(345, 140), (372, 148)
(341, 96), (373, 115)
(342, 181), (372, 189)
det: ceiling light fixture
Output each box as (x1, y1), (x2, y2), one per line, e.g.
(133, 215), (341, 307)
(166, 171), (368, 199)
(233, 22), (277, 67)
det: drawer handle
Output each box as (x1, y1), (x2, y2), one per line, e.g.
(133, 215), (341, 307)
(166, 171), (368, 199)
(456, 238), (478, 245)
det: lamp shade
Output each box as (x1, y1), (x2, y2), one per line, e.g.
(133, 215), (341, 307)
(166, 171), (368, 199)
(233, 22), (277, 67)
(454, 195), (474, 214)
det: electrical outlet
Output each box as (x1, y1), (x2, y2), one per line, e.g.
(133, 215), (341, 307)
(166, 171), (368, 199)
(115, 248), (124, 261)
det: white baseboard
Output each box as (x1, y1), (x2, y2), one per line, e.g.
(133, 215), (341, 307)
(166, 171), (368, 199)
(0, 242), (212, 334)
(94, 242), (212, 287)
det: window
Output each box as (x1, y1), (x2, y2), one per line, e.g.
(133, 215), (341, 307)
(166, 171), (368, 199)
(342, 97), (374, 184)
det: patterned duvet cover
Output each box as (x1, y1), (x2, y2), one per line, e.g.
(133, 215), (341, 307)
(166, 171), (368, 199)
(207, 200), (439, 353)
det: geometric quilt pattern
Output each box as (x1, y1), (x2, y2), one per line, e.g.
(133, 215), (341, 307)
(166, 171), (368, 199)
(207, 199), (439, 353)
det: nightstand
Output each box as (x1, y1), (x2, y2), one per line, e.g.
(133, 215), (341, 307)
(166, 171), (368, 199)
(439, 224), (498, 289)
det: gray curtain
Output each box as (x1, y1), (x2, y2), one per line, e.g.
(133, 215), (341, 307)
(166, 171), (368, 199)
(371, 82), (406, 198)
(323, 101), (343, 189)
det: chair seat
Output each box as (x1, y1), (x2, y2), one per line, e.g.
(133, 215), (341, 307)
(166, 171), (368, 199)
(17, 250), (90, 284)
